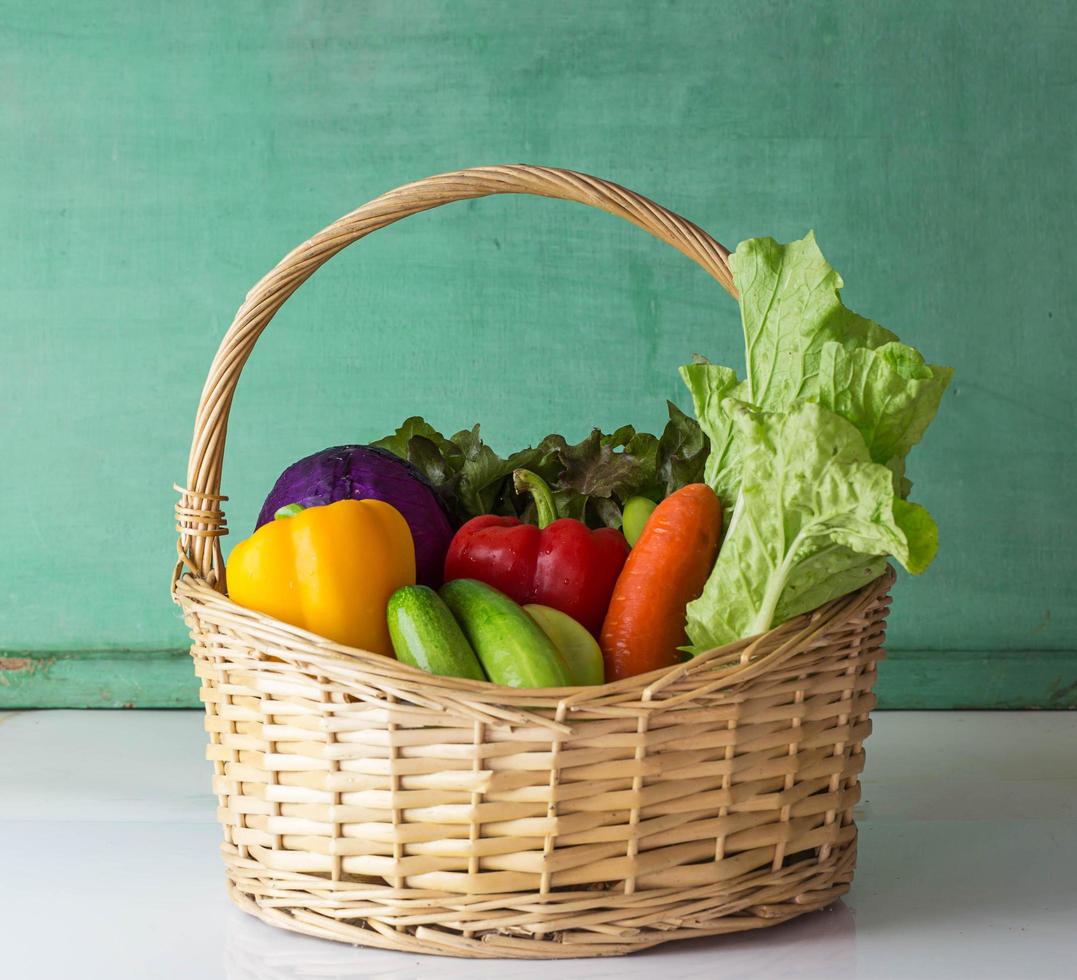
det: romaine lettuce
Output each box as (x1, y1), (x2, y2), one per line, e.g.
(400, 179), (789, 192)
(732, 232), (896, 410)
(684, 401), (938, 651)
(815, 341), (953, 495)
(682, 233), (951, 648)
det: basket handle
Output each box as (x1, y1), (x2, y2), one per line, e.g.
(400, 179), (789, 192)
(174, 164), (736, 588)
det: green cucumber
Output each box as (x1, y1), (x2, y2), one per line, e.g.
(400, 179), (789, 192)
(439, 579), (573, 689)
(387, 586), (487, 681)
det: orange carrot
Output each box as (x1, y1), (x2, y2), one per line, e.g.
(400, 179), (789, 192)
(600, 484), (722, 681)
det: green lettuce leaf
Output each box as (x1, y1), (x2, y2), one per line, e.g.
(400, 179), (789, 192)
(815, 340), (953, 494)
(526, 415), (704, 530)
(656, 401), (711, 496)
(374, 412), (709, 529)
(449, 426), (540, 517)
(681, 232), (951, 640)
(373, 418), (533, 524)
(731, 232), (897, 410)
(771, 548), (890, 625)
(684, 401), (938, 652)
(679, 359), (745, 519)
(371, 416), (449, 460)
(680, 238), (943, 514)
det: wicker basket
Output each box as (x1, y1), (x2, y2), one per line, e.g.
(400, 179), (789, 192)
(173, 165), (892, 959)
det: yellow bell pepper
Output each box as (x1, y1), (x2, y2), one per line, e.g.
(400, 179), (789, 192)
(227, 499), (415, 654)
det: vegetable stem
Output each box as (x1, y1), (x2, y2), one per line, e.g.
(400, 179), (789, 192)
(274, 503), (306, 520)
(749, 529), (808, 636)
(512, 469), (559, 529)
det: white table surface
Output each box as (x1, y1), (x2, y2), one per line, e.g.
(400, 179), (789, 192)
(1, 709), (1074, 979)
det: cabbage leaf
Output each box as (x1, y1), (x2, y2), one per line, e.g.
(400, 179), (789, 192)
(682, 232), (951, 648)
(685, 401), (937, 651)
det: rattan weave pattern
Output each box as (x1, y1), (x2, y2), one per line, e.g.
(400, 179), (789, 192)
(174, 165), (891, 957)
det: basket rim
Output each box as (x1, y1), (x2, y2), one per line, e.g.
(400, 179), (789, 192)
(175, 563), (892, 714)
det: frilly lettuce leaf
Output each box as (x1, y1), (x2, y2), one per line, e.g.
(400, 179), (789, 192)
(375, 420), (539, 523)
(656, 401), (711, 495)
(374, 408), (709, 529)
(815, 341), (953, 494)
(539, 427), (658, 501)
(732, 232), (897, 410)
(680, 231), (951, 646)
(685, 401), (938, 652)
(679, 359), (744, 521)
(682, 237), (950, 515)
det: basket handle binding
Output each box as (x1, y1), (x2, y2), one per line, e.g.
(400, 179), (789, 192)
(174, 165), (737, 588)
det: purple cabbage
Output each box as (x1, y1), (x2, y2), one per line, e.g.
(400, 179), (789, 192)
(256, 445), (456, 587)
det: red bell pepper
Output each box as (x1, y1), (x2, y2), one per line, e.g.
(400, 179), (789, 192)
(443, 470), (629, 635)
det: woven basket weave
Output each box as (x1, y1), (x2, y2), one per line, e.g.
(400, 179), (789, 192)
(173, 165), (891, 959)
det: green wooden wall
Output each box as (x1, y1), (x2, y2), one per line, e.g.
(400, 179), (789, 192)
(2, 1), (1075, 708)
